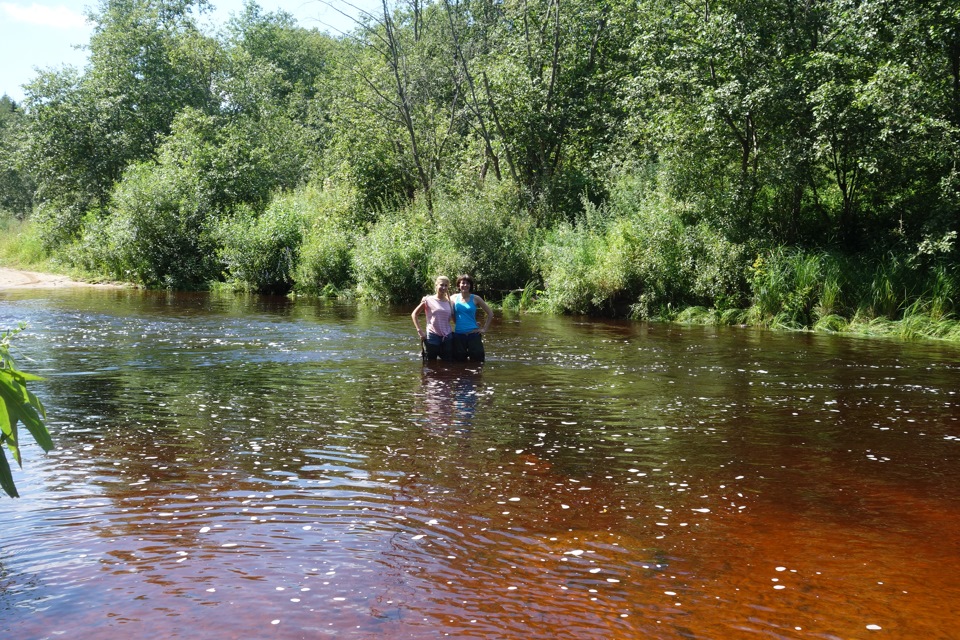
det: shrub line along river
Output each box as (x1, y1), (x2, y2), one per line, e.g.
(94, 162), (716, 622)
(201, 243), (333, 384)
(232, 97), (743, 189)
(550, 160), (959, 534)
(2, 286), (959, 639)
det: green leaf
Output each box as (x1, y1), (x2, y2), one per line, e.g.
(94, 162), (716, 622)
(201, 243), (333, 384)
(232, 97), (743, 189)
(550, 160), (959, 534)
(10, 370), (45, 383)
(0, 448), (19, 498)
(0, 374), (52, 452)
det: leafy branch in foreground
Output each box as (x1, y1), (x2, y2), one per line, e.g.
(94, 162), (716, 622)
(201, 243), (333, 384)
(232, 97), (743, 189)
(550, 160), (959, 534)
(0, 324), (53, 498)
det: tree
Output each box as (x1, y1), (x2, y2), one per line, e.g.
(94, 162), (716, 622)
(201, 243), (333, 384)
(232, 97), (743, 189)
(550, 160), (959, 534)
(0, 96), (35, 217)
(224, 0), (337, 108)
(803, 0), (960, 251)
(463, 0), (636, 220)
(626, 0), (828, 243)
(23, 0), (219, 219)
(343, 0), (468, 215)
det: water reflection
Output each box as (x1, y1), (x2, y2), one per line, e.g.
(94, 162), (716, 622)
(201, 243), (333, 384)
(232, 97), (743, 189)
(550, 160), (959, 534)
(416, 364), (484, 432)
(2, 288), (960, 638)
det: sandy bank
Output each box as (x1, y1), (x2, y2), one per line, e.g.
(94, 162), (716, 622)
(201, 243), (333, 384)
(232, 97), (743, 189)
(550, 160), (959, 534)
(0, 267), (127, 290)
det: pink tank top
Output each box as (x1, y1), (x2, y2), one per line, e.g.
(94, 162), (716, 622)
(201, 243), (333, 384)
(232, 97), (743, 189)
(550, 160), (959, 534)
(425, 296), (453, 336)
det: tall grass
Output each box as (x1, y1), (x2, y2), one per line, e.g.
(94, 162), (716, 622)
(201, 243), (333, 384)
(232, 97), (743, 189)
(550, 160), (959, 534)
(745, 247), (960, 339)
(749, 248), (824, 327)
(0, 215), (48, 268)
(501, 280), (540, 312)
(538, 172), (747, 318)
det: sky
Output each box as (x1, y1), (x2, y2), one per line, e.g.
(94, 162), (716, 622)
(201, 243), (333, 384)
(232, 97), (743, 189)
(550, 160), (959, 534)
(0, 0), (381, 103)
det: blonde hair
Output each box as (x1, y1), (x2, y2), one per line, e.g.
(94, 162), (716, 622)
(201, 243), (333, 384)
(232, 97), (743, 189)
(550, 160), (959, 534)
(434, 276), (451, 300)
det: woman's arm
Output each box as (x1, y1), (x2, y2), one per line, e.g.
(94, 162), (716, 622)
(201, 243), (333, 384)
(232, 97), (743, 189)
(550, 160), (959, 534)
(475, 296), (493, 333)
(411, 298), (427, 338)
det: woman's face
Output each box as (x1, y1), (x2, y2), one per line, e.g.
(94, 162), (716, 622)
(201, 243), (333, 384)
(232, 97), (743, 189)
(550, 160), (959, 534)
(435, 279), (449, 295)
(458, 279), (472, 295)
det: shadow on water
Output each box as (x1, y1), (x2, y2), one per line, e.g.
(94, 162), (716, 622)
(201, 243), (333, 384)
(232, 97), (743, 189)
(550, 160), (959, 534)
(2, 287), (960, 638)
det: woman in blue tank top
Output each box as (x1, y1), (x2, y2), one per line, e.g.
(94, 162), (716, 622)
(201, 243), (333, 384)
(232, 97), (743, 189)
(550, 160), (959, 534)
(451, 274), (492, 362)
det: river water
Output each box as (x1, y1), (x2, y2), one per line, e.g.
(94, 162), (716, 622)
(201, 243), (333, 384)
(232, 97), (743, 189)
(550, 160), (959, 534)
(1, 287), (959, 639)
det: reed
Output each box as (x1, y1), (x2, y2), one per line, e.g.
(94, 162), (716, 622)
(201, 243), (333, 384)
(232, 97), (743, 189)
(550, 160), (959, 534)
(675, 306), (717, 324)
(719, 307), (749, 325)
(502, 280), (541, 312)
(813, 313), (849, 333)
(868, 253), (904, 318)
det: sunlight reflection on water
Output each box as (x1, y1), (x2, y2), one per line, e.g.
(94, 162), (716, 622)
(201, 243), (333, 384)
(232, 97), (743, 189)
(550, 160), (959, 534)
(2, 288), (959, 638)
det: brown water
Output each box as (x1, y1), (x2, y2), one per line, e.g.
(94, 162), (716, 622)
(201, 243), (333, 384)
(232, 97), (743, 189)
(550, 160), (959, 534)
(1, 288), (959, 639)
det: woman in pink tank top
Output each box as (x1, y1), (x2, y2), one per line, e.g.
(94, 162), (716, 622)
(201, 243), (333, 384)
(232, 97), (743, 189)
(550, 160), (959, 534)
(411, 276), (454, 361)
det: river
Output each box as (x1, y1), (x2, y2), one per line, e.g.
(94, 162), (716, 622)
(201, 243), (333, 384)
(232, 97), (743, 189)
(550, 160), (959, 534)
(2, 287), (959, 639)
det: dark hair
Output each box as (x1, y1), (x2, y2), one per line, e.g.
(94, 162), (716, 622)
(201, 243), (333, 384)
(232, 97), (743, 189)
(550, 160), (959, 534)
(456, 274), (473, 287)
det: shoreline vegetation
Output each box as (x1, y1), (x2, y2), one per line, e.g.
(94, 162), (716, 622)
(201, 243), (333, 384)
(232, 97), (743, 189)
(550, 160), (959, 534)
(1, 0), (958, 343)
(3, 239), (959, 343)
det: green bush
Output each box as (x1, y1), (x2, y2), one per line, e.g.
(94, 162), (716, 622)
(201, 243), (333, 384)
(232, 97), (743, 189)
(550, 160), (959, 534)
(352, 212), (433, 304)
(32, 200), (88, 253)
(292, 182), (359, 295)
(538, 223), (609, 314)
(429, 183), (538, 295)
(686, 222), (750, 311)
(82, 162), (218, 288)
(216, 196), (305, 294)
(538, 173), (748, 318)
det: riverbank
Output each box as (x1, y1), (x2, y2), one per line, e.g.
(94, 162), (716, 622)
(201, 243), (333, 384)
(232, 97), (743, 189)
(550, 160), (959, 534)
(0, 267), (128, 290)
(2, 264), (958, 343)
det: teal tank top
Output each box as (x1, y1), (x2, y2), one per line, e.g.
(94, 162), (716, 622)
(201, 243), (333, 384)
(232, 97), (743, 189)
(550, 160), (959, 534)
(453, 294), (478, 333)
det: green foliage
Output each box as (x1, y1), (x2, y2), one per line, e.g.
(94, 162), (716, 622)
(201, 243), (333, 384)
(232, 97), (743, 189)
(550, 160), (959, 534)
(216, 197), (305, 294)
(537, 222), (609, 315)
(296, 226), (354, 297)
(7, 0), (960, 341)
(0, 216), (47, 268)
(322, 50), (422, 214)
(23, 68), (112, 217)
(293, 182), (358, 295)
(429, 183), (537, 294)
(0, 326), (53, 499)
(539, 172), (748, 318)
(501, 280), (540, 313)
(464, 0), (637, 220)
(158, 106), (313, 216)
(352, 212), (434, 304)
(747, 247), (960, 332)
(31, 201), (81, 254)
(24, 0), (219, 214)
(0, 96), (34, 217)
(749, 249), (825, 327)
(225, 1), (335, 107)
(80, 161), (218, 288)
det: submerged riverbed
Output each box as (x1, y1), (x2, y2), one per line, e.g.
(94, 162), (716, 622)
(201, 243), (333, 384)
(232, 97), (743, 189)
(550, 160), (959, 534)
(2, 287), (959, 639)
